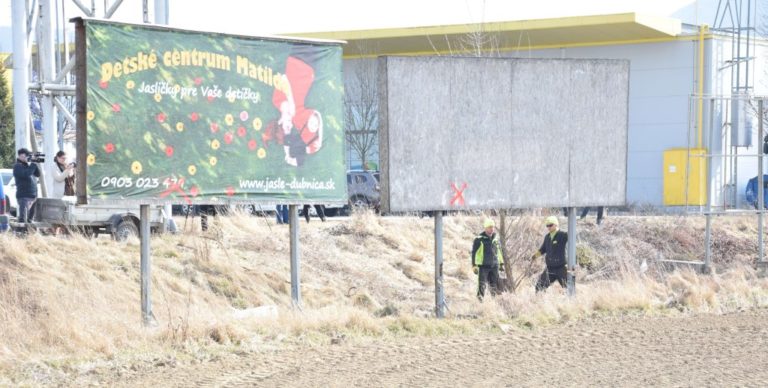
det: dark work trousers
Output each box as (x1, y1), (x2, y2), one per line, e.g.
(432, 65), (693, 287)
(198, 205), (217, 232)
(535, 266), (568, 292)
(302, 204), (326, 222)
(276, 205), (289, 224)
(17, 197), (36, 223)
(580, 207), (604, 224)
(477, 266), (501, 300)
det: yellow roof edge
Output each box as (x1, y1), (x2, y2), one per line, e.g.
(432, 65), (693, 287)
(341, 33), (711, 59)
(633, 13), (682, 36)
(288, 12), (682, 41)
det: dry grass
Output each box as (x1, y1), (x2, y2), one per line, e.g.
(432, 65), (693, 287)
(2, 211), (768, 381)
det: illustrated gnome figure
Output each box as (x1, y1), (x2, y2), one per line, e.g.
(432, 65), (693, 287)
(262, 56), (323, 167)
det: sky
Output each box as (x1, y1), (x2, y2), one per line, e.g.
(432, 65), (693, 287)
(0, 0), (744, 52)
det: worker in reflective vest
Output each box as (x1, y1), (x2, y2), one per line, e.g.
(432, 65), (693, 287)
(471, 218), (504, 300)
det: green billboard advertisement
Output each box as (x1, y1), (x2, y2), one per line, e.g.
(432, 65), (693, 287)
(83, 20), (345, 204)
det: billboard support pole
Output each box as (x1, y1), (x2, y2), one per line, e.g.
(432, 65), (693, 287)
(567, 207), (576, 296)
(758, 99), (765, 265)
(74, 19), (87, 205)
(289, 204), (301, 308)
(434, 211), (445, 318)
(140, 204), (155, 326)
(705, 98), (715, 273)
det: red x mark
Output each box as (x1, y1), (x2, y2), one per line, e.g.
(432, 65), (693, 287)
(159, 177), (192, 204)
(450, 182), (467, 206)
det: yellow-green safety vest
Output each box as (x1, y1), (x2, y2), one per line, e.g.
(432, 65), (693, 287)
(474, 234), (504, 266)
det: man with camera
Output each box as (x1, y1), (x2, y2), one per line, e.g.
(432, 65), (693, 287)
(13, 148), (41, 223)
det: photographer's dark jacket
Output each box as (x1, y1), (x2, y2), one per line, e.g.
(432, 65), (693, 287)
(13, 159), (40, 198)
(538, 230), (568, 268)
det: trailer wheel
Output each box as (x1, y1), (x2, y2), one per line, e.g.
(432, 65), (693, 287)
(114, 219), (139, 241)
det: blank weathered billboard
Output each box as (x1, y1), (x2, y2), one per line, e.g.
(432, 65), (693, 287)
(379, 56), (629, 212)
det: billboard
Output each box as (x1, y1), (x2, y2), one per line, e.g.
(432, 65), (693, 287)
(77, 19), (345, 204)
(379, 56), (629, 212)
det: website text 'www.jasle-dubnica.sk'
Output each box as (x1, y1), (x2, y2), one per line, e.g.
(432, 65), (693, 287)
(238, 177), (337, 192)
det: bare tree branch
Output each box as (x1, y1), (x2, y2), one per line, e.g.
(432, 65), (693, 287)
(344, 48), (379, 170)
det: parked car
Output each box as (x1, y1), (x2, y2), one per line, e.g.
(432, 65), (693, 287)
(745, 175), (768, 208)
(3, 169), (44, 217)
(347, 170), (381, 210)
(0, 169), (16, 216)
(323, 170), (381, 216)
(0, 176), (7, 231)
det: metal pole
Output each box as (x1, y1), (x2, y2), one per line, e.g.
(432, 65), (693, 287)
(705, 97), (714, 273)
(434, 212), (445, 318)
(104, 0), (125, 18)
(154, 0), (169, 24)
(566, 207), (576, 296)
(74, 18), (88, 205)
(40, 0), (57, 198)
(71, 0), (94, 16)
(289, 204), (301, 308)
(11, 0), (31, 150)
(149, 0), (175, 232)
(759, 99), (765, 264)
(140, 204), (154, 326)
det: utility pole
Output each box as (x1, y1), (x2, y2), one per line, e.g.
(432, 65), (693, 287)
(11, 0), (31, 151)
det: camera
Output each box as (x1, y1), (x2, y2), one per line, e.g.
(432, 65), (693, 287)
(26, 152), (45, 163)
(69, 162), (77, 168)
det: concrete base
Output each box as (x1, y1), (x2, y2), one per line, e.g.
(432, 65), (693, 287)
(757, 261), (768, 277)
(658, 259), (710, 274)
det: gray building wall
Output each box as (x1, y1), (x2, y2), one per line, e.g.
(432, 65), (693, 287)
(499, 40), (699, 206)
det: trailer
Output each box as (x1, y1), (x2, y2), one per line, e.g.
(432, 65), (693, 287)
(10, 198), (166, 240)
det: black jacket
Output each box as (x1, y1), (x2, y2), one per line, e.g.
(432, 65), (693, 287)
(538, 230), (568, 268)
(13, 159), (40, 199)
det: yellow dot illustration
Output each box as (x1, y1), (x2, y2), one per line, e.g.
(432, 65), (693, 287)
(87, 154), (96, 166)
(257, 148), (266, 159)
(211, 139), (220, 150)
(154, 93), (162, 102)
(126, 80), (135, 89)
(252, 117), (262, 131)
(209, 156), (218, 166)
(225, 114), (234, 126)
(176, 122), (184, 132)
(227, 94), (236, 103)
(87, 111), (95, 121)
(131, 161), (143, 175)
(188, 165), (197, 176)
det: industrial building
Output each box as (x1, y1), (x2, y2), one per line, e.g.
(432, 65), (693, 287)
(293, 3), (767, 209)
